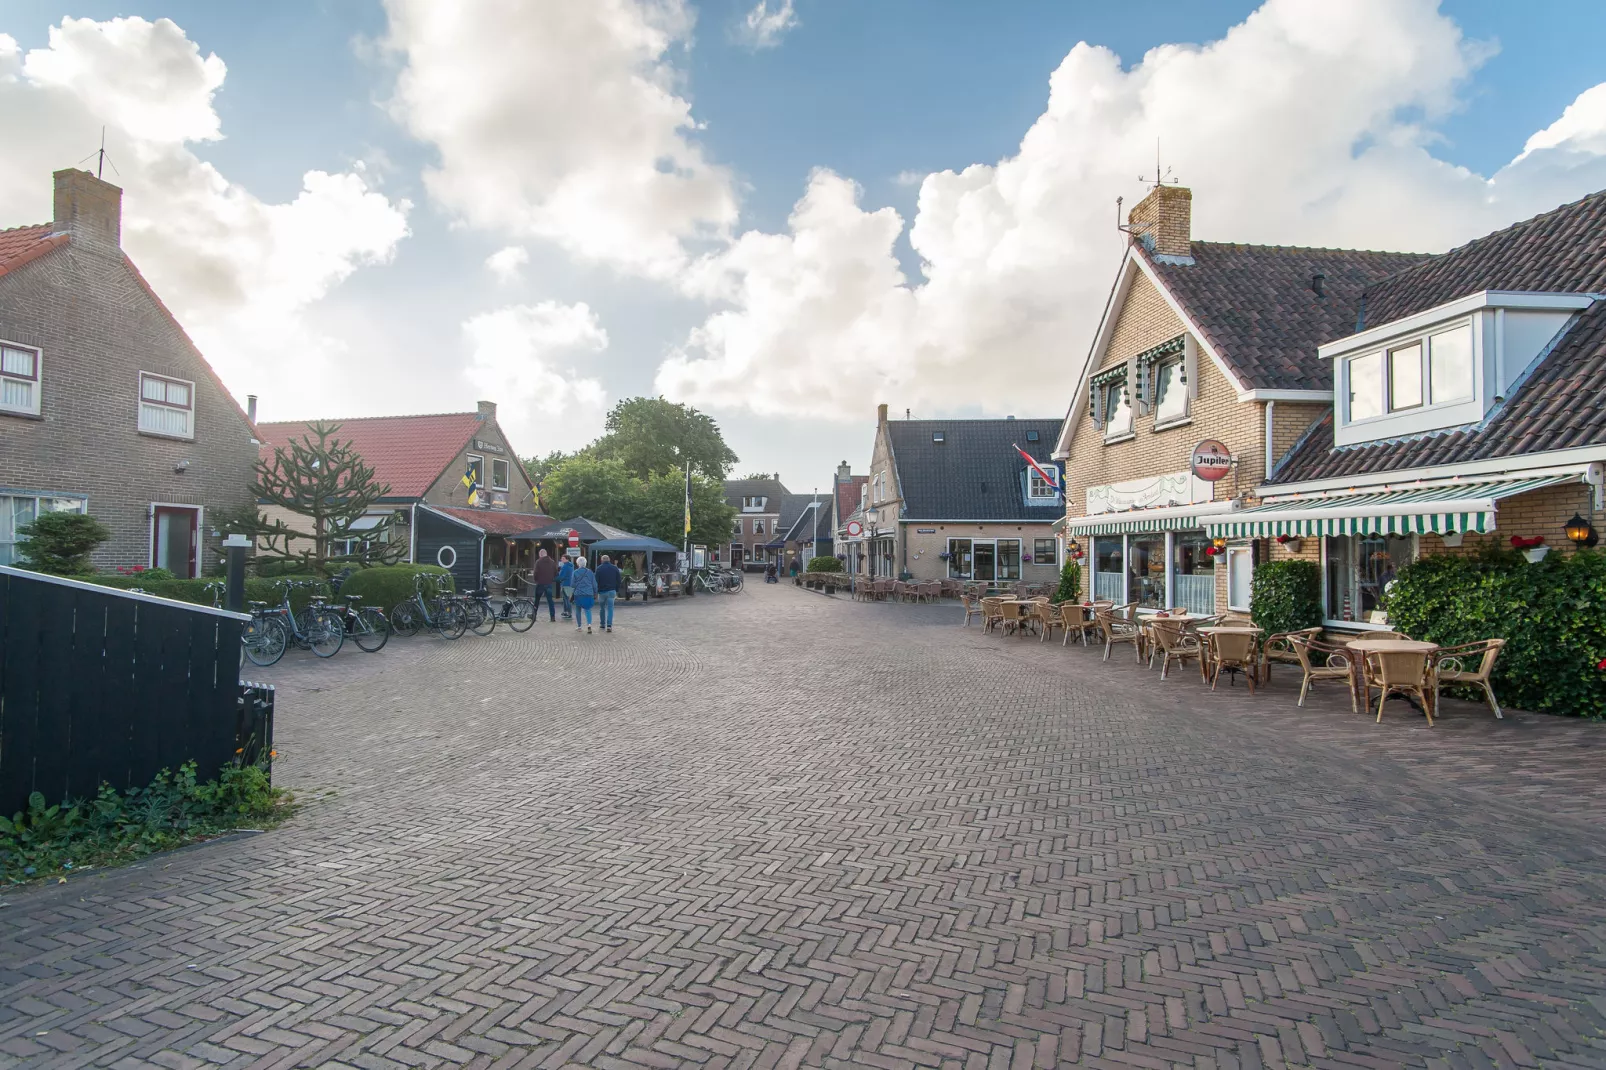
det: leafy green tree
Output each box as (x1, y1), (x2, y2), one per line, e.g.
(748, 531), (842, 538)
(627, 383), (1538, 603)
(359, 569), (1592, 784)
(241, 421), (402, 576)
(630, 469), (737, 549)
(540, 455), (640, 527)
(15, 512), (110, 575)
(522, 449), (575, 489)
(592, 397), (739, 481)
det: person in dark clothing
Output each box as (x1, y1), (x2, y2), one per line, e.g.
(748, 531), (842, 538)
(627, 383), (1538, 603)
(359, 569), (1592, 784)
(595, 554), (622, 632)
(558, 556), (575, 618)
(530, 548), (559, 621)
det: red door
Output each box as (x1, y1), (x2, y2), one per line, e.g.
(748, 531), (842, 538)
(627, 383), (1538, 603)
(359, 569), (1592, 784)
(152, 505), (200, 577)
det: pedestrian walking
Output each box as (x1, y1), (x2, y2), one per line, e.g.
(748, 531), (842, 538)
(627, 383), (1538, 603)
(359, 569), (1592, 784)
(571, 556), (598, 633)
(558, 555), (576, 619)
(531, 548), (559, 621)
(595, 554), (622, 633)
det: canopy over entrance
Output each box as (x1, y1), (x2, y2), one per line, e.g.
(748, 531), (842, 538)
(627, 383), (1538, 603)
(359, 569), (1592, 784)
(509, 516), (632, 543)
(588, 535), (678, 555)
(1204, 475), (1577, 539)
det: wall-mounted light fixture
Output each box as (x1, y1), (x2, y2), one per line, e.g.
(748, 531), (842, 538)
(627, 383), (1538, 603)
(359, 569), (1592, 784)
(1566, 513), (1599, 548)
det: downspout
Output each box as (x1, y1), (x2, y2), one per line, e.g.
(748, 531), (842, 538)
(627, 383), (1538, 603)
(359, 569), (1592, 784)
(409, 503), (417, 563)
(1264, 400), (1276, 485)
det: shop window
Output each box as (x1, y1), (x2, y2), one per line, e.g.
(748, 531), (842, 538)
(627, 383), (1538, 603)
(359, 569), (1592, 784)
(1171, 532), (1214, 614)
(1324, 534), (1412, 625)
(1152, 358), (1188, 425)
(1226, 547), (1254, 612)
(997, 539), (1021, 581)
(947, 537), (973, 579)
(1128, 535), (1166, 609)
(1032, 538), (1056, 566)
(1093, 536), (1124, 601)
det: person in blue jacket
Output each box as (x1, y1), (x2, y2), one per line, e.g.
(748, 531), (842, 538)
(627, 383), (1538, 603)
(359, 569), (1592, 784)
(570, 556), (598, 634)
(557, 555), (575, 619)
(594, 554), (622, 633)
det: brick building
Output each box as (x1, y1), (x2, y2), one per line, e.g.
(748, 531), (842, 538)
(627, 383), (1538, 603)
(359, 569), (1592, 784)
(254, 404), (550, 591)
(723, 476), (788, 570)
(1054, 182), (1426, 616)
(0, 169), (259, 575)
(863, 404), (1063, 585)
(1211, 189), (1606, 628)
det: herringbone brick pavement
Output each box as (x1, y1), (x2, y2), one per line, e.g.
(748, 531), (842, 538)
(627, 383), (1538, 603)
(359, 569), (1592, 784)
(2, 585), (1605, 1070)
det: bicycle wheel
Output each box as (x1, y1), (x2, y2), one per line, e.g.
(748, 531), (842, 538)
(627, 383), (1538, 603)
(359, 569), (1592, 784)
(352, 607), (390, 652)
(242, 615), (288, 667)
(505, 597), (535, 632)
(304, 607), (345, 657)
(725, 570), (744, 593)
(390, 601), (420, 638)
(466, 598), (496, 636)
(434, 601), (467, 640)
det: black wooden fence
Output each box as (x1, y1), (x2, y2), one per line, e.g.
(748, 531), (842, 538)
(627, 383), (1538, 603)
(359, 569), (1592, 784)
(0, 566), (255, 817)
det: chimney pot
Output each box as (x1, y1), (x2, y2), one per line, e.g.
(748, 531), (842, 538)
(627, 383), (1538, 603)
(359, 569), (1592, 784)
(477, 400), (496, 420)
(876, 403), (888, 425)
(247, 395), (258, 423)
(1127, 184), (1191, 259)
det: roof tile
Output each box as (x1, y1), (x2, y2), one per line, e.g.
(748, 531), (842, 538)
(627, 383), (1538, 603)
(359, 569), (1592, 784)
(888, 419), (1063, 521)
(257, 413), (485, 499)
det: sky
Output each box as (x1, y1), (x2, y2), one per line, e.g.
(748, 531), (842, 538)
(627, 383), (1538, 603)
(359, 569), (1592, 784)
(4, 1), (1606, 493)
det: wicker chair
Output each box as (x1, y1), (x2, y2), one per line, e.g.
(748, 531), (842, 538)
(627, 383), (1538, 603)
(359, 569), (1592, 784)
(1206, 630), (1260, 693)
(1288, 636), (1355, 710)
(1262, 626), (1323, 684)
(1034, 600), (1061, 642)
(1433, 638), (1507, 719)
(959, 593), (982, 626)
(980, 597), (1005, 634)
(1059, 602), (1099, 647)
(1094, 607), (1142, 662)
(1148, 618), (1202, 680)
(1365, 649), (1436, 726)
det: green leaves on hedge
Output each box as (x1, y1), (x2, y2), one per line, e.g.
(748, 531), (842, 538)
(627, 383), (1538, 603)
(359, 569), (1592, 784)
(1389, 550), (1606, 717)
(1250, 560), (1322, 636)
(336, 565), (455, 614)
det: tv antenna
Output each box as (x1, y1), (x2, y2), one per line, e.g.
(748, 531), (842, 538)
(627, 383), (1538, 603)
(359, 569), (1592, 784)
(76, 127), (120, 180)
(1140, 140), (1175, 190)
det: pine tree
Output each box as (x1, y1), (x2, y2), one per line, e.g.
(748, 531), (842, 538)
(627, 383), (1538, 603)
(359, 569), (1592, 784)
(244, 422), (402, 575)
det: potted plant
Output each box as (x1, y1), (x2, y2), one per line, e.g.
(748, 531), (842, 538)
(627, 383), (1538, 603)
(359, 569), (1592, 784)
(1511, 534), (1549, 563)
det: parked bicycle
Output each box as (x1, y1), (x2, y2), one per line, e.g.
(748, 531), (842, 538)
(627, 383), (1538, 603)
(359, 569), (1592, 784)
(390, 572), (467, 640)
(280, 582), (346, 658)
(241, 600), (289, 667)
(335, 594), (390, 652)
(466, 570), (536, 633)
(691, 568), (744, 594)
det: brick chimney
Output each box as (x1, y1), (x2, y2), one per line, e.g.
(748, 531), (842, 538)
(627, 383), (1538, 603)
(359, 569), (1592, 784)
(476, 400), (497, 421)
(836, 460), (852, 483)
(876, 403), (888, 426)
(1128, 184), (1191, 259)
(53, 168), (122, 250)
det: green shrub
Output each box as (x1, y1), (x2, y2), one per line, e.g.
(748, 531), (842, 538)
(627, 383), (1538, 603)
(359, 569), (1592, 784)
(1, 760), (291, 884)
(338, 564), (454, 612)
(807, 556), (843, 573)
(1389, 549), (1606, 717)
(15, 512), (110, 574)
(85, 572), (329, 611)
(1053, 559), (1082, 603)
(1250, 560), (1322, 636)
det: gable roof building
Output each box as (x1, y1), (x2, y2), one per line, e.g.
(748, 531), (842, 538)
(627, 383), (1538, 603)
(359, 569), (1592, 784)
(724, 476), (790, 569)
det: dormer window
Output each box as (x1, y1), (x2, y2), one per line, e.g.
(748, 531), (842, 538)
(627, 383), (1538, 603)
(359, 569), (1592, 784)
(741, 495), (767, 512)
(932, 431), (945, 443)
(1346, 322), (1473, 423)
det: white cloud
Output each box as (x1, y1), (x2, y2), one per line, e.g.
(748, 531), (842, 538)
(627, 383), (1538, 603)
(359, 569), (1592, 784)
(463, 302), (609, 455)
(485, 244), (529, 284)
(0, 17), (411, 409)
(384, 0), (737, 280)
(737, 0), (798, 50)
(657, 0), (1606, 421)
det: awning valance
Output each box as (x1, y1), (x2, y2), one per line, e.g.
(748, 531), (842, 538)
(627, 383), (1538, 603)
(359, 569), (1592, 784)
(1064, 500), (1237, 536)
(1204, 475), (1577, 539)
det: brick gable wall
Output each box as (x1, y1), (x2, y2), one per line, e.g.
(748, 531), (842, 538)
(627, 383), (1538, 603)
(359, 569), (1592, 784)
(0, 241), (257, 574)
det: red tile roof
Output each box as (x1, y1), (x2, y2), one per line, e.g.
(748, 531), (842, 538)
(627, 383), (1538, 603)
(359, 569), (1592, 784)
(435, 507), (553, 535)
(257, 413), (485, 499)
(0, 224), (67, 280)
(836, 475), (867, 520)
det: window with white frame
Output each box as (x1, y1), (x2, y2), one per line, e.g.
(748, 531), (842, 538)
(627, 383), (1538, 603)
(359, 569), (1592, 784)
(1026, 464), (1059, 501)
(490, 458), (509, 491)
(138, 372), (195, 438)
(1323, 533), (1413, 625)
(1032, 538), (1057, 566)
(1346, 321), (1474, 423)
(1, 343), (41, 417)
(1152, 357), (1188, 425)
(754, 520), (764, 535)
(733, 520), (743, 536)
(1226, 546), (1254, 612)
(0, 493), (87, 566)
(1102, 381), (1132, 438)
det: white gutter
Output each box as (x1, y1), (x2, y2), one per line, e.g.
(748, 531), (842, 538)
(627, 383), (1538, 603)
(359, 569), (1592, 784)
(1264, 400), (1276, 480)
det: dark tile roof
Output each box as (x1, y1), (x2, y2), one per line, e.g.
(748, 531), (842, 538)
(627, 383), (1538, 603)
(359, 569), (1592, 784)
(1144, 242), (1431, 392)
(777, 492), (829, 536)
(780, 497), (832, 544)
(1362, 188), (1606, 327)
(887, 419), (1063, 521)
(723, 478), (789, 510)
(1272, 299), (1606, 483)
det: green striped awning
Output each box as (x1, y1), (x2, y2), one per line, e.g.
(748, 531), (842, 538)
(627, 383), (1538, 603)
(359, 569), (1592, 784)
(1066, 503), (1238, 536)
(1203, 475), (1577, 539)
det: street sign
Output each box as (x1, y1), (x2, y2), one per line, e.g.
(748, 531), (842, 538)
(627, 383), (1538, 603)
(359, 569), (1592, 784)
(1190, 439), (1233, 482)
(567, 529), (580, 549)
(846, 520), (863, 537)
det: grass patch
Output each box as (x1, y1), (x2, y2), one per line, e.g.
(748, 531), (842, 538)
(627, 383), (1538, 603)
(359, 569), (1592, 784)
(1, 761), (295, 885)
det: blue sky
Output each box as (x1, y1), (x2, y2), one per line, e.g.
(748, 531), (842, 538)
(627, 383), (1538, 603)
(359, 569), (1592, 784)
(5, 1), (1606, 491)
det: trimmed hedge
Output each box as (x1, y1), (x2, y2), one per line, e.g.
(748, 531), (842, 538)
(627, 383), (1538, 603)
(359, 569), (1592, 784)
(86, 573), (330, 611)
(338, 564), (455, 613)
(807, 556), (843, 572)
(1249, 560), (1322, 637)
(1388, 550), (1606, 717)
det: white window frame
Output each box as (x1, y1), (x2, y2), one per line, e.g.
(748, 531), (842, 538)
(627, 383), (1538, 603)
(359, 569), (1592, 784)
(490, 457), (509, 492)
(1102, 381), (1133, 441)
(1340, 317), (1479, 432)
(1026, 465), (1060, 503)
(1226, 546), (1254, 612)
(0, 491), (88, 566)
(465, 454), (485, 490)
(137, 371), (196, 440)
(1151, 356), (1190, 428)
(754, 520), (765, 535)
(0, 341), (42, 418)
(1320, 533), (1417, 631)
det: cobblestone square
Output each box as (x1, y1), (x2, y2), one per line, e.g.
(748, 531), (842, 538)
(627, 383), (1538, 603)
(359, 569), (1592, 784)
(3, 585), (1605, 1070)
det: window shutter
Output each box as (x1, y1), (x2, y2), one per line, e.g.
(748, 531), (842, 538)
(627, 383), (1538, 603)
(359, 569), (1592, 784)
(1184, 335), (1199, 401)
